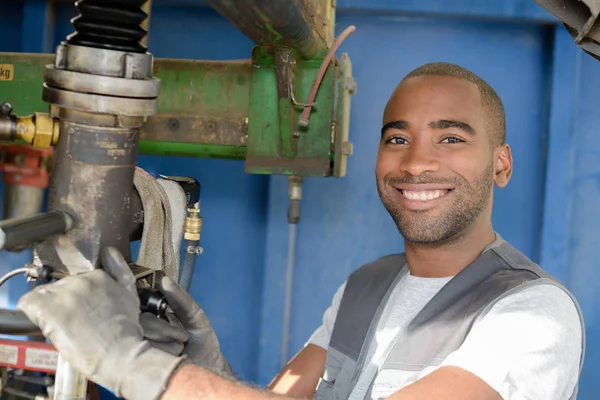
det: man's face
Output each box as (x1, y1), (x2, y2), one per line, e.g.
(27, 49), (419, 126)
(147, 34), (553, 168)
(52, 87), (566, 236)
(376, 75), (501, 244)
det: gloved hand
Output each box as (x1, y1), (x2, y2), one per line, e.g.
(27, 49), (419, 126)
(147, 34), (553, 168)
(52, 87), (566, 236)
(17, 248), (184, 400)
(139, 275), (234, 377)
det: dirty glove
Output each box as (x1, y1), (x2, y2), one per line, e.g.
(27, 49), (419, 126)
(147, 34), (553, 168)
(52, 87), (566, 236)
(139, 275), (233, 377)
(140, 312), (189, 356)
(17, 248), (184, 400)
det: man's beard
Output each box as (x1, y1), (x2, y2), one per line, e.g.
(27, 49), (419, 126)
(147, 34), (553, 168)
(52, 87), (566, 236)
(377, 163), (494, 245)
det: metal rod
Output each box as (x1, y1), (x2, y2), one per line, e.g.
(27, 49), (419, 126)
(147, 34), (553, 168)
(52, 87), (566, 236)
(0, 211), (73, 251)
(3, 386), (48, 400)
(52, 354), (87, 400)
(281, 223), (297, 367)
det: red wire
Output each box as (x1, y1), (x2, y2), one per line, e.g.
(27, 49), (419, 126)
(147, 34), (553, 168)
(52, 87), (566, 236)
(299, 25), (357, 126)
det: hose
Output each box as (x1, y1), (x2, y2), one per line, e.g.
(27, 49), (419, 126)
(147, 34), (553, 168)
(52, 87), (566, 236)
(179, 239), (200, 292)
(0, 268), (43, 336)
(0, 267), (28, 288)
(0, 309), (41, 336)
(298, 25), (356, 127)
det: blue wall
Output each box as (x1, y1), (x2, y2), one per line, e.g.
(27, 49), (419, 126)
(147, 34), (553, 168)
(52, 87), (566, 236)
(0, 0), (598, 398)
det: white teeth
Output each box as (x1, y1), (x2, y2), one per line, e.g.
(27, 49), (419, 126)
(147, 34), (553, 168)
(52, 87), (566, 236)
(401, 190), (447, 201)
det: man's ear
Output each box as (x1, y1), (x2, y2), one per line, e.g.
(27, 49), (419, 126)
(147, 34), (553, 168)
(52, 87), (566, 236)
(494, 144), (512, 188)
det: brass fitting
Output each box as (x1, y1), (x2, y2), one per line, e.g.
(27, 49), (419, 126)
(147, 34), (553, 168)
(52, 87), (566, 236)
(184, 207), (202, 241)
(15, 113), (59, 148)
(33, 113), (60, 148)
(15, 115), (35, 144)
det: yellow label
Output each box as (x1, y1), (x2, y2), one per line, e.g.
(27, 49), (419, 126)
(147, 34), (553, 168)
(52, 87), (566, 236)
(0, 65), (14, 81)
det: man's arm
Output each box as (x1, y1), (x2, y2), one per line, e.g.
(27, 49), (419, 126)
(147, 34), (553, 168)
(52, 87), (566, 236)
(385, 366), (501, 400)
(162, 364), (300, 400)
(268, 344), (327, 397)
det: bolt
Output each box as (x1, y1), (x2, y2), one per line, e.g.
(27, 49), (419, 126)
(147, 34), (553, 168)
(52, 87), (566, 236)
(341, 141), (353, 156)
(187, 245), (204, 255)
(0, 102), (12, 115)
(13, 154), (26, 166)
(168, 119), (180, 130)
(345, 77), (356, 94)
(206, 121), (216, 131)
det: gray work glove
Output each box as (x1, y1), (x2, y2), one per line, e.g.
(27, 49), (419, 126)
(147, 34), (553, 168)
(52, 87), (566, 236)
(139, 275), (234, 377)
(17, 248), (184, 400)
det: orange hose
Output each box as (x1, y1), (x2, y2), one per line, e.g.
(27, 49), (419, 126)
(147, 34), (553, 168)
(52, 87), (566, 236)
(299, 25), (356, 127)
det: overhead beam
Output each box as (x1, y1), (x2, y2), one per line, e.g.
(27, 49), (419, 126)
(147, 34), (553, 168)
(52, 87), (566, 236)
(206, 0), (333, 59)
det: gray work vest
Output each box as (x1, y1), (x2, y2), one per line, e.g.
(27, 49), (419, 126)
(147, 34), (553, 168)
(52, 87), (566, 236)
(314, 240), (585, 400)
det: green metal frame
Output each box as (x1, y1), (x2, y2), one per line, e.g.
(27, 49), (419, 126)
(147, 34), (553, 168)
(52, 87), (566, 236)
(0, 49), (353, 177)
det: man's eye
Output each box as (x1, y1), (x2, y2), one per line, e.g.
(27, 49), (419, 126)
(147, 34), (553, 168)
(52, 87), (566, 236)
(386, 137), (408, 145)
(441, 136), (464, 144)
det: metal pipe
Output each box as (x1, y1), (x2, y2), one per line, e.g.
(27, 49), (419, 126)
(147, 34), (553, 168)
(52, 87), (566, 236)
(179, 239), (200, 292)
(281, 223), (297, 367)
(0, 211), (73, 252)
(0, 309), (41, 336)
(52, 354), (87, 400)
(3, 185), (46, 221)
(206, 0), (328, 59)
(2, 386), (48, 400)
(0, 268), (28, 288)
(36, 122), (139, 273)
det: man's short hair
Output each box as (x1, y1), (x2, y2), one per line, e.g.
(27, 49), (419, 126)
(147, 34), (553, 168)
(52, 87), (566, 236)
(401, 62), (506, 148)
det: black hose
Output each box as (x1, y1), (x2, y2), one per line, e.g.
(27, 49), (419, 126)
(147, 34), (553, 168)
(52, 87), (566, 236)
(0, 309), (42, 336)
(179, 239), (199, 292)
(0, 211), (72, 251)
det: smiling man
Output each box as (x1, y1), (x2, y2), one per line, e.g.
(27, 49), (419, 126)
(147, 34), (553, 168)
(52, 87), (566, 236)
(17, 62), (585, 400)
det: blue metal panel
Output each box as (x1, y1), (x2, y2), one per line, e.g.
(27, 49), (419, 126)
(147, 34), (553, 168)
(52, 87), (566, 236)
(154, 0), (558, 21)
(0, 0), (24, 52)
(540, 27), (580, 284)
(561, 46), (600, 399)
(20, 0), (53, 53)
(258, 15), (553, 384)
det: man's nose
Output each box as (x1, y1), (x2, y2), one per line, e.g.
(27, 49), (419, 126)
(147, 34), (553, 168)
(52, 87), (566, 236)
(398, 144), (440, 176)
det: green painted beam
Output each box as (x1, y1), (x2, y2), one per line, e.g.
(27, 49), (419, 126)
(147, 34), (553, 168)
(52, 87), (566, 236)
(0, 48), (353, 176)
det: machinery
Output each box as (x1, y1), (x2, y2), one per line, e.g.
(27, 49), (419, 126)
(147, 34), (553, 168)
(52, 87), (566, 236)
(0, 0), (356, 398)
(0, 0), (595, 399)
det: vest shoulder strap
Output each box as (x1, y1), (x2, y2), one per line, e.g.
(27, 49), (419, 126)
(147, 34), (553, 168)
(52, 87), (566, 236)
(329, 253), (407, 360)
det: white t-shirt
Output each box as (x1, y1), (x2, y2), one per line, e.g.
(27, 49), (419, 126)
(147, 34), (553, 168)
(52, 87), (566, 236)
(307, 270), (583, 400)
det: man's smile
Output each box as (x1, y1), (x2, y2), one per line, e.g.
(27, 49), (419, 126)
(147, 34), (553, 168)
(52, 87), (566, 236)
(391, 184), (454, 210)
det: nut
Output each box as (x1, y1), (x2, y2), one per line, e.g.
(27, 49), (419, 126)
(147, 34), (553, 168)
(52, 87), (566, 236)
(33, 113), (58, 148)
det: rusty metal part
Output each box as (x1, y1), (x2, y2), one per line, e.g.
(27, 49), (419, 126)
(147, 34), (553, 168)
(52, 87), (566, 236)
(35, 121), (139, 274)
(43, 85), (158, 118)
(535, 0), (600, 59)
(44, 66), (161, 99)
(54, 43), (153, 79)
(332, 53), (354, 178)
(141, 115), (248, 146)
(207, 0), (330, 59)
